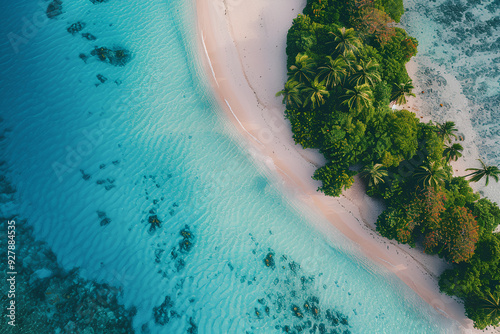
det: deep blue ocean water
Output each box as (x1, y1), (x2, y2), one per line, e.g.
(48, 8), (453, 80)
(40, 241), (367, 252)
(0, 0), (476, 333)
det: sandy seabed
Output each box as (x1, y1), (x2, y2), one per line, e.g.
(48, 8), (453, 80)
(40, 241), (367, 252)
(195, 0), (496, 332)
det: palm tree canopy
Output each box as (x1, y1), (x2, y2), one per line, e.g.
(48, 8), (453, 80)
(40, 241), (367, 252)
(443, 143), (463, 162)
(414, 162), (449, 189)
(360, 163), (388, 188)
(349, 59), (381, 87)
(470, 291), (500, 328)
(302, 78), (329, 108)
(341, 50), (357, 74)
(435, 121), (458, 143)
(341, 84), (373, 112)
(391, 79), (416, 105)
(329, 27), (362, 56)
(466, 159), (500, 186)
(288, 53), (316, 83)
(276, 80), (304, 108)
(317, 56), (347, 89)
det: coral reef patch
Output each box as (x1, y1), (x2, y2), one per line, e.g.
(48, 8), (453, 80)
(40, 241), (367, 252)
(254, 248), (352, 334)
(82, 32), (97, 41)
(67, 22), (86, 35)
(46, 0), (63, 19)
(90, 46), (131, 67)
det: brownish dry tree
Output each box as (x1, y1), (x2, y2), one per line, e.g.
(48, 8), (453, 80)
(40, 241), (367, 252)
(351, 0), (396, 45)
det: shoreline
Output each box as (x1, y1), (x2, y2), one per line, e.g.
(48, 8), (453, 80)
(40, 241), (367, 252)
(195, 0), (479, 331)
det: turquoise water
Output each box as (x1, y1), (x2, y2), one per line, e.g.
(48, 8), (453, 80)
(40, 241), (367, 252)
(0, 0), (459, 333)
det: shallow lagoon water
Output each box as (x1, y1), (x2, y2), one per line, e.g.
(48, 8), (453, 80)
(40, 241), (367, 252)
(400, 0), (500, 203)
(0, 0), (465, 333)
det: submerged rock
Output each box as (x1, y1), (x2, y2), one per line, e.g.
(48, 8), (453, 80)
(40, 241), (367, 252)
(97, 74), (108, 83)
(47, 0), (63, 19)
(1, 175), (135, 333)
(80, 169), (91, 180)
(90, 46), (131, 67)
(170, 248), (178, 259)
(95, 178), (115, 190)
(179, 225), (194, 253)
(264, 252), (275, 268)
(89, 0), (109, 3)
(437, 0), (467, 24)
(294, 324), (304, 332)
(97, 211), (111, 226)
(187, 317), (198, 334)
(180, 225), (193, 240)
(326, 309), (339, 326)
(291, 304), (303, 318)
(288, 261), (299, 273)
(312, 306), (320, 317)
(100, 217), (111, 226)
(82, 32), (97, 41)
(154, 248), (164, 263)
(79, 53), (89, 63)
(148, 215), (161, 232)
(251, 248), (353, 333)
(153, 296), (174, 325)
(179, 239), (193, 253)
(175, 258), (185, 271)
(67, 22), (86, 34)
(141, 324), (151, 334)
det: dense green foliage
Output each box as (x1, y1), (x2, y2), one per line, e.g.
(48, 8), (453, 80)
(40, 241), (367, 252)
(280, 0), (500, 329)
(439, 233), (500, 329)
(375, 0), (405, 22)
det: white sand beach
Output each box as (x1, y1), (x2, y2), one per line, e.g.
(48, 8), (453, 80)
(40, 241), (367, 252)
(195, 0), (492, 331)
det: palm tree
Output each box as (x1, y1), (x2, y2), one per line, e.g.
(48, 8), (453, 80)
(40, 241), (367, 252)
(435, 121), (458, 143)
(391, 79), (416, 105)
(276, 80), (304, 108)
(465, 159), (500, 186)
(443, 143), (463, 163)
(349, 59), (381, 87)
(329, 27), (362, 56)
(414, 162), (449, 189)
(472, 291), (500, 325)
(288, 53), (316, 83)
(360, 163), (388, 188)
(341, 50), (357, 75)
(341, 84), (372, 112)
(302, 78), (329, 108)
(317, 56), (347, 89)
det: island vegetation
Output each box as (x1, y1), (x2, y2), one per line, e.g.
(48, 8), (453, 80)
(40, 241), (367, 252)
(278, 0), (500, 329)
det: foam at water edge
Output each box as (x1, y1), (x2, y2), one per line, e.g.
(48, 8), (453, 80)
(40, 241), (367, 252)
(400, 0), (500, 204)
